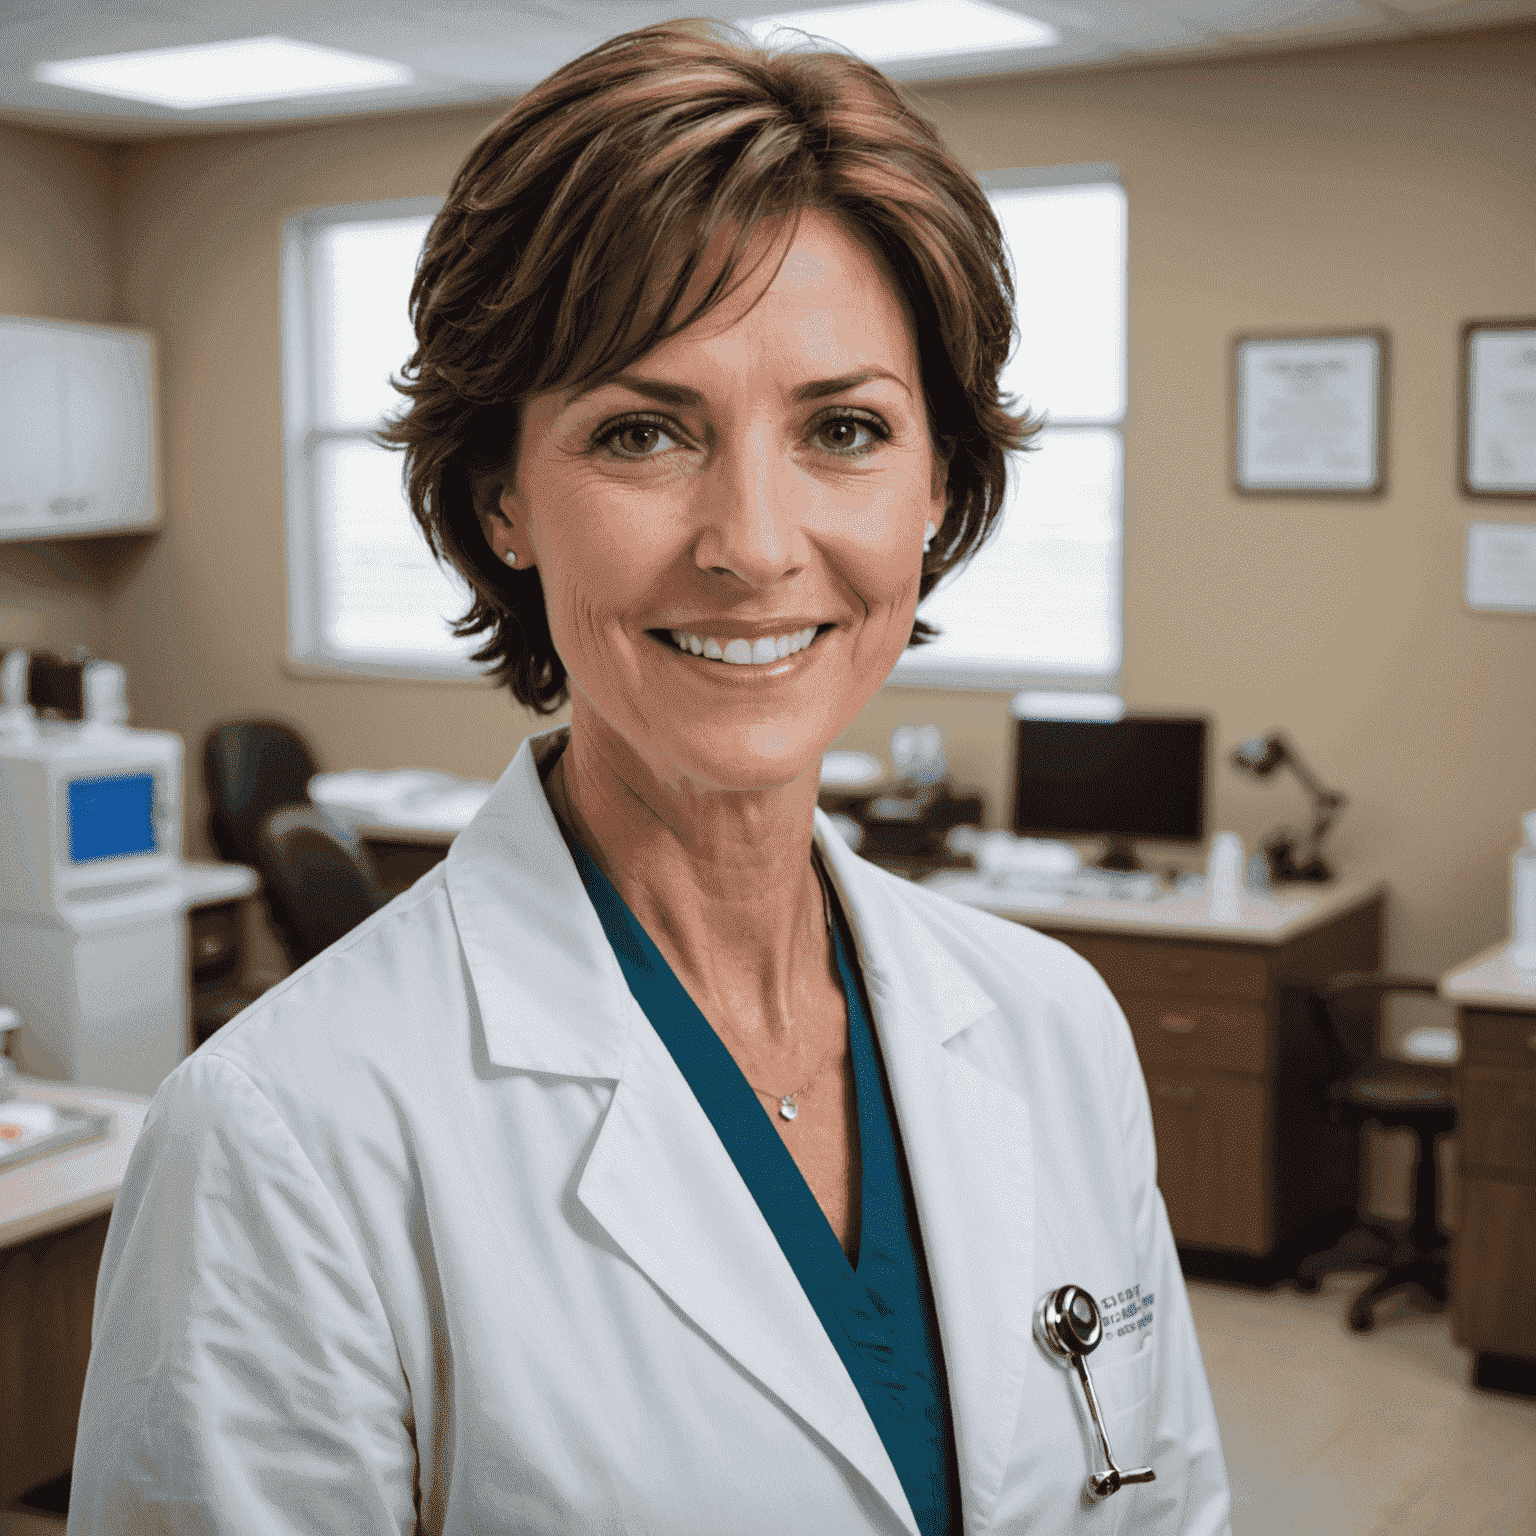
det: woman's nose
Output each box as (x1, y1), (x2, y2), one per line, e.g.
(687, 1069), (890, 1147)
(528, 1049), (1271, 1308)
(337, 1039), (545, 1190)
(690, 439), (806, 589)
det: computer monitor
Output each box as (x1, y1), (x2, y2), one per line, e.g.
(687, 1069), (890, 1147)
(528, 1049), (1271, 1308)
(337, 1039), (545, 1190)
(1011, 712), (1207, 870)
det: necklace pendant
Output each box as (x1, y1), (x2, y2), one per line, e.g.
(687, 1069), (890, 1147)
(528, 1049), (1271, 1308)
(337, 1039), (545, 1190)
(779, 1096), (798, 1121)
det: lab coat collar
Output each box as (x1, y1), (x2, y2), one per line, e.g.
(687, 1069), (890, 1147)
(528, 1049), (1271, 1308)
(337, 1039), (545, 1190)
(448, 728), (1035, 1533)
(446, 727), (1001, 1075)
(445, 727), (636, 1081)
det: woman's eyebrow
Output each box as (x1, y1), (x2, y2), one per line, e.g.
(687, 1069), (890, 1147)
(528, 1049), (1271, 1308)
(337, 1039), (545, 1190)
(566, 367), (911, 409)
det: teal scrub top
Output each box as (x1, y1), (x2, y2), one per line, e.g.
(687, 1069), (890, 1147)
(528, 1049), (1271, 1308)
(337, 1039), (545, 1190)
(564, 835), (961, 1536)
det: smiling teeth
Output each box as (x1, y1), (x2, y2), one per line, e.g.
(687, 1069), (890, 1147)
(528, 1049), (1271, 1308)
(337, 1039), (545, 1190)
(669, 626), (819, 665)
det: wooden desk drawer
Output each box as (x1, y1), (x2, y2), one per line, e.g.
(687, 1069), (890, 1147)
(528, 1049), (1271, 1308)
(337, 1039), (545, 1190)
(1124, 997), (1268, 1076)
(1461, 1009), (1536, 1070)
(362, 837), (450, 897)
(1063, 934), (1269, 1002)
(1146, 1072), (1269, 1254)
(1460, 1067), (1536, 1176)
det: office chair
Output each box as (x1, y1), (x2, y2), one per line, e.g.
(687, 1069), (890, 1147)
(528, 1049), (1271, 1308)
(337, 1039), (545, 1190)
(203, 719), (321, 964)
(255, 805), (389, 969)
(1295, 973), (1457, 1333)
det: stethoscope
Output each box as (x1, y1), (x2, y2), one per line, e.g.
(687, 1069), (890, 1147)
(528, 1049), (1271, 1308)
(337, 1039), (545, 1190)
(1034, 1284), (1157, 1502)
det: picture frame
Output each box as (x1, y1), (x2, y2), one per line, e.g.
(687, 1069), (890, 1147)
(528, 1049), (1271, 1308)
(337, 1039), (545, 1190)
(1465, 521), (1536, 614)
(1461, 318), (1536, 499)
(1232, 329), (1387, 497)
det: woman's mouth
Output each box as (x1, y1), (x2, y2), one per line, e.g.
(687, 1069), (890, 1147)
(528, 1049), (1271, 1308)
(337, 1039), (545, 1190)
(658, 624), (828, 666)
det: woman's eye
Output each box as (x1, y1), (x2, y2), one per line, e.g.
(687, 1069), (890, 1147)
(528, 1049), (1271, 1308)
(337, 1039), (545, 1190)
(599, 419), (678, 458)
(815, 414), (884, 455)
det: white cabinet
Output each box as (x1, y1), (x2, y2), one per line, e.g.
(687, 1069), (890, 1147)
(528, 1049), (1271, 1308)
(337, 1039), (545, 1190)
(0, 317), (160, 542)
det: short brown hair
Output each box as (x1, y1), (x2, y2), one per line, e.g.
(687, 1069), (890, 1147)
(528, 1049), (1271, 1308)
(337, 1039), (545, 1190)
(383, 18), (1038, 712)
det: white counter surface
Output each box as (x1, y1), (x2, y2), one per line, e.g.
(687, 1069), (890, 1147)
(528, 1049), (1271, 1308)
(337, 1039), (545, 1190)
(175, 858), (258, 908)
(0, 1077), (150, 1249)
(1440, 941), (1536, 1011)
(922, 872), (1387, 944)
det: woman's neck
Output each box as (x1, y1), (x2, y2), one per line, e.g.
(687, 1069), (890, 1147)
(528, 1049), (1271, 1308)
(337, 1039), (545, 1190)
(546, 721), (832, 1052)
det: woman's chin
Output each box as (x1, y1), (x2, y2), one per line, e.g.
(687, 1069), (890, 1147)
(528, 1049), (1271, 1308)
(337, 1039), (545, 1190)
(656, 725), (829, 801)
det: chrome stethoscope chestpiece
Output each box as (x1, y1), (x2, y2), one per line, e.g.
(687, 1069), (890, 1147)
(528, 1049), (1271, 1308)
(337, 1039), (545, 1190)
(1033, 1284), (1156, 1503)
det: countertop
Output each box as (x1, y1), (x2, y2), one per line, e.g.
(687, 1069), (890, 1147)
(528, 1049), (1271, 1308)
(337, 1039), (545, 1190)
(1440, 941), (1536, 1011)
(921, 871), (1387, 944)
(0, 1077), (150, 1249)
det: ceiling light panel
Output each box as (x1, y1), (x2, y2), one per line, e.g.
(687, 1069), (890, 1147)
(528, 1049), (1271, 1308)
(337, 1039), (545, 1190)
(745, 0), (1060, 62)
(34, 35), (414, 110)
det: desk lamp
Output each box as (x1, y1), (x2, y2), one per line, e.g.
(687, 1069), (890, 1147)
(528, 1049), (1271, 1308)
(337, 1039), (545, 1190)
(1231, 732), (1346, 882)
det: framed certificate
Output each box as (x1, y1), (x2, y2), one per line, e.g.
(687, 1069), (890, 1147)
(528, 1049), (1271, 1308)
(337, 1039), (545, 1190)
(1462, 319), (1536, 498)
(1465, 522), (1536, 614)
(1233, 330), (1386, 496)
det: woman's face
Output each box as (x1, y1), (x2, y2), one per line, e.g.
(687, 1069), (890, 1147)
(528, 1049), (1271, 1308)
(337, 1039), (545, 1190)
(496, 209), (946, 801)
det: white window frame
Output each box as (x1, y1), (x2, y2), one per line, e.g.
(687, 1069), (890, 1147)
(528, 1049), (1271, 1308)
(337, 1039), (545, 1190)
(280, 195), (483, 682)
(888, 162), (1126, 694)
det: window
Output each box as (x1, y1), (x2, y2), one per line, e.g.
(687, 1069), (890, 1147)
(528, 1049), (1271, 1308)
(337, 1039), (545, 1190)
(282, 171), (1126, 685)
(892, 164), (1126, 691)
(282, 197), (481, 678)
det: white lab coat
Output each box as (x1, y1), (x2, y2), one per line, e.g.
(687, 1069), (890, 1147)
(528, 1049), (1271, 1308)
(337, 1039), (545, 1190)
(69, 727), (1232, 1536)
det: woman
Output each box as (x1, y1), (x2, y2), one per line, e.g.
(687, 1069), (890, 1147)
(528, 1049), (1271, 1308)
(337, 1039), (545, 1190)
(71, 21), (1231, 1536)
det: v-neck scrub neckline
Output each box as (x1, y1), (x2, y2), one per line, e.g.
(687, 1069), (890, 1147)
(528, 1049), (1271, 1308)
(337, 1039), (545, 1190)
(562, 832), (961, 1536)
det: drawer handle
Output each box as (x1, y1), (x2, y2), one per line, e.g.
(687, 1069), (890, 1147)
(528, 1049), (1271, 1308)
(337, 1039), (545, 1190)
(1158, 1013), (1199, 1035)
(197, 936), (227, 960)
(1153, 1081), (1199, 1107)
(1162, 956), (1195, 974)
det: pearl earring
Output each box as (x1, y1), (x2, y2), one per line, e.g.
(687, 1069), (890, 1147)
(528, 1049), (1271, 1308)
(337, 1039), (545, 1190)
(502, 550), (518, 567)
(923, 521), (937, 553)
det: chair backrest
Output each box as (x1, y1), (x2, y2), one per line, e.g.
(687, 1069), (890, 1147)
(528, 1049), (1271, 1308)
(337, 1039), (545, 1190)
(1308, 972), (1441, 1077)
(203, 720), (320, 867)
(256, 805), (389, 969)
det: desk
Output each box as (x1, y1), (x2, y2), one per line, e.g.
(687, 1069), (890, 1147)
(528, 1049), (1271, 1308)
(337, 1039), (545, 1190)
(357, 824), (454, 897)
(1442, 944), (1536, 1394)
(929, 874), (1387, 1279)
(310, 771), (491, 896)
(0, 1078), (150, 1509)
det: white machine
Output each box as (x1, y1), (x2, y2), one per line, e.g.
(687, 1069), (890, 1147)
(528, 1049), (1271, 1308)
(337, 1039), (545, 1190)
(0, 650), (187, 1094)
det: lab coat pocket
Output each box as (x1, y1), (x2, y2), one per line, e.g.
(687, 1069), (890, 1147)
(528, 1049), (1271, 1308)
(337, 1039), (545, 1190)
(1092, 1337), (1155, 1420)
(1092, 1341), (1157, 1532)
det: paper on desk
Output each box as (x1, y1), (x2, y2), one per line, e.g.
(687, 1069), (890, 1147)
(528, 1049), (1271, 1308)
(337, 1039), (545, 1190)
(0, 1100), (112, 1171)
(310, 770), (496, 833)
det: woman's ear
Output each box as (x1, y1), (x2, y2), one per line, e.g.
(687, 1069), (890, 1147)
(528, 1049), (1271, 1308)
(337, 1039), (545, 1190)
(471, 470), (524, 569)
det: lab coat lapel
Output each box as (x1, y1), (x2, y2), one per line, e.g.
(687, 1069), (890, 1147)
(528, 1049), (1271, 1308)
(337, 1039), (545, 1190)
(576, 1011), (922, 1536)
(816, 825), (1037, 1535)
(450, 735), (919, 1534)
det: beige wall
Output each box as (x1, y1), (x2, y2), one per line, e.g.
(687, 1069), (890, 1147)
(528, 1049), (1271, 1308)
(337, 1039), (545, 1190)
(0, 123), (122, 657)
(79, 23), (1536, 997)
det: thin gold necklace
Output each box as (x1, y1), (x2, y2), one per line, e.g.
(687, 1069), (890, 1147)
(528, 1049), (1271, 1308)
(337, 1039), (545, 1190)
(553, 757), (842, 1122)
(739, 854), (844, 1123)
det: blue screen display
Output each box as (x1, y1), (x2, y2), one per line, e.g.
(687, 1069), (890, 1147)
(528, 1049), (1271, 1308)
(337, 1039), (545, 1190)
(68, 774), (158, 863)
